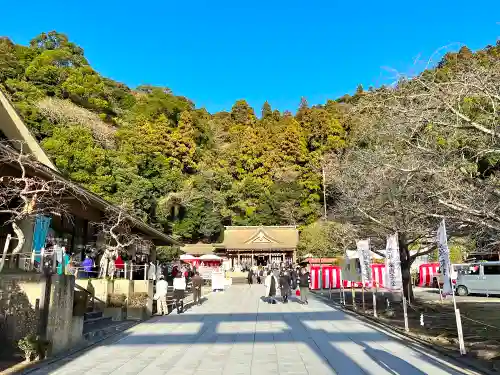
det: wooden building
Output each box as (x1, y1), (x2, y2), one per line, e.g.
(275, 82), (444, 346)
(218, 226), (299, 268)
(0, 89), (179, 266)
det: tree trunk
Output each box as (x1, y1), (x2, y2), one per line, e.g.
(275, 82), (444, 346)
(9, 221), (25, 269)
(398, 232), (414, 302)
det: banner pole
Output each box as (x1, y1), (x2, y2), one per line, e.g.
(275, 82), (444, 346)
(373, 281), (377, 318)
(340, 273), (345, 305)
(438, 280), (443, 303)
(451, 272), (466, 355)
(438, 219), (466, 355)
(351, 286), (356, 310)
(455, 308), (466, 355)
(402, 292), (409, 332)
(329, 269), (332, 299)
(401, 285), (409, 332)
(362, 286), (365, 312)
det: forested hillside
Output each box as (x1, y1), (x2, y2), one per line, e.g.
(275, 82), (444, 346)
(0, 31), (353, 243)
(2, 31), (499, 260)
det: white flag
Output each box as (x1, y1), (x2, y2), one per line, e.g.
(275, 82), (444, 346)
(437, 219), (453, 296)
(384, 233), (403, 290)
(356, 239), (372, 283)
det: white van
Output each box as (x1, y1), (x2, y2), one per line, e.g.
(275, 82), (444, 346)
(433, 264), (469, 288)
(455, 261), (500, 296)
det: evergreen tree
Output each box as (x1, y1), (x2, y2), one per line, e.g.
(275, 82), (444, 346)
(261, 101), (272, 119)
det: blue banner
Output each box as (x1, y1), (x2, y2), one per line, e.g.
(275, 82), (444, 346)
(33, 215), (51, 263)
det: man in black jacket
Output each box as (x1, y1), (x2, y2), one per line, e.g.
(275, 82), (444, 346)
(279, 271), (291, 303)
(299, 267), (310, 304)
(290, 268), (298, 290)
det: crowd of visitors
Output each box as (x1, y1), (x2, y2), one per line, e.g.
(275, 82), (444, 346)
(153, 262), (202, 315)
(247, 265), (310, 305)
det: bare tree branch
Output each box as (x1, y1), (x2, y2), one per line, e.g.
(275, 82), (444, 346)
(0, 141), (78, 272)
(92, 204), (152, 278)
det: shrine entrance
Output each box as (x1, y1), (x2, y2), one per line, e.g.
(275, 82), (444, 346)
(218, 226), (299, 270)
(254, 255), (266, 266)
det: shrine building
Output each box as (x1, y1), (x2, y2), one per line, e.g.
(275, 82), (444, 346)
(217, 226), (299, 268)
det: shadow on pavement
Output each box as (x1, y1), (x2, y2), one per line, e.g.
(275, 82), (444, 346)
(24, 292), (474, 375)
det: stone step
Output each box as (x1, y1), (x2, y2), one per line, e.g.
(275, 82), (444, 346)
(84, 311), (103, 321)
(83, 316), (113, 334)
(82, 320), (137, 342)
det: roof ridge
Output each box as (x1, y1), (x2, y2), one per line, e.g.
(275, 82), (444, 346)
(0, 89), (57, 170)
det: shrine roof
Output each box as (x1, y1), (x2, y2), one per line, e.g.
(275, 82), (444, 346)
(180, 243), (216, 256)
(221, 226), (298, 250)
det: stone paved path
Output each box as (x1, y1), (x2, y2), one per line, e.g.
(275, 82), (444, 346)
(29, 285), (482, 375)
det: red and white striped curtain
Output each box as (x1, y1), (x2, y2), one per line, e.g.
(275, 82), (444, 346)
(310, 264), (389, 290)
(419, 263), (440, 287)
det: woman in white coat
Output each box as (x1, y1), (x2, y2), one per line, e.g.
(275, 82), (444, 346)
(264, 270), (279, 304)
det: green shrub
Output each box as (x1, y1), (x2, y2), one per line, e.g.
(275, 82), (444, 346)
(18, 334), (49, 362)
(107, 293), (126, 308)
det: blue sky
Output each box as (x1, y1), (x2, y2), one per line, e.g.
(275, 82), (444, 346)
(1, 0), (499, 114)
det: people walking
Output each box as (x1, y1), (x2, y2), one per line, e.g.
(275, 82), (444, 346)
(299, 267), (310, 305)
(155, 275), (169, 315)
(264, 270), (279, 304)
(173, 273), (187, 313)
(192, 271), (203, 306)
(247, 268), (253, 286)
(290, 267), (298, 291)
(252, 268), (258, 284)
(280, 270), (291, 303)
(82, 255), (93, 278)
(273, 267), (280, 280)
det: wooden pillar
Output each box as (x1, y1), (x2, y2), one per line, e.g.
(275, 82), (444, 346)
(237, 251), (241, 267)
(251, 250), (254, 266)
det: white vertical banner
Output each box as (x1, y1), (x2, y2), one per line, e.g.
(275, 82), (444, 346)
(356, 239), (372, 284)
(384, 233), (403, 290)
(437, 219), (453, 296)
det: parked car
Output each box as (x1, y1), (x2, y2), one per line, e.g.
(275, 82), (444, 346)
(432, 264), (469, 288)
(455, 261), (500, 296)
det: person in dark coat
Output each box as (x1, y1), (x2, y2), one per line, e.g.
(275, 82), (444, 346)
(299, 267), (310, 304)
(280, 271), (291, 303)
(247, 269), (253, 286)
(290, 268), (298, 290)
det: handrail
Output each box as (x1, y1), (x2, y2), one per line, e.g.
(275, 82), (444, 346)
(74, 283), (92, 296)
(73, 283), (106, 310)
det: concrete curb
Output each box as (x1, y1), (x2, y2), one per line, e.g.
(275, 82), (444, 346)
(313, 292), (495, 375)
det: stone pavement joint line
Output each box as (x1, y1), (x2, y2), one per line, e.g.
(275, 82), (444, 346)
(27, 285), (482, 375)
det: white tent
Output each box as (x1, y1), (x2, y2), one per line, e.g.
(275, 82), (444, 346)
(199, 254), (222, 260)
(180, 254), (197, 261)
